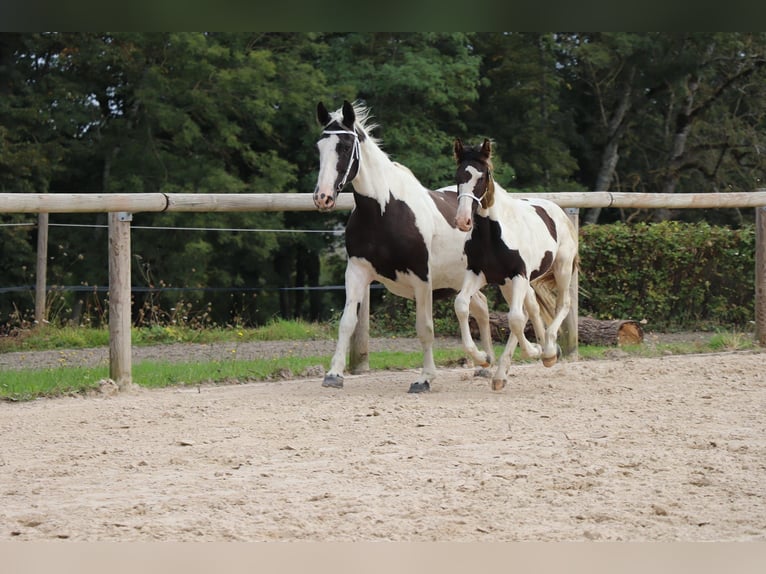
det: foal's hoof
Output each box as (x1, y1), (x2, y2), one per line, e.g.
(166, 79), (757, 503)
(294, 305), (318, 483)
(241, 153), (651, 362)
(408, 381), (430, 393)
(322, 374), (344, 388)
(541, 344), (562, 368)
(541, 355), (558, 367)
(491, 379), (507, 391)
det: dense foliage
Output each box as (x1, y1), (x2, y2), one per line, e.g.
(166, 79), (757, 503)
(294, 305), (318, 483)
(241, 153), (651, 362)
(2, 33), (765, 329)
(579, 221), (756, 329)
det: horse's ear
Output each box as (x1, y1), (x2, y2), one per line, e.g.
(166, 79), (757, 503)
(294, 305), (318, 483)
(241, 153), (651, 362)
(481, 138), (492, 158)
(342, 100), (356, 128)
(453, 138), (464, 162)
(317, 102), (330, 126)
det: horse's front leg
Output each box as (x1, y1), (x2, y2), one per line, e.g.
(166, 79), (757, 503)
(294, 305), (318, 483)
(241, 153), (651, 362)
(455, 272), (491, 367)
(505, 278), (542, 361)
(491, 279), (542, 391)
(408, 279), (436, 393)
(468, 289), (495, 370)
(323, 259), (372, 389)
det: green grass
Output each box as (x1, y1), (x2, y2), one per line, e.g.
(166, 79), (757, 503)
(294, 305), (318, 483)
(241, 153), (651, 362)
(0, 347), (476, 401)
(0, 318), (334, 353)
(0, 321), (759, 401)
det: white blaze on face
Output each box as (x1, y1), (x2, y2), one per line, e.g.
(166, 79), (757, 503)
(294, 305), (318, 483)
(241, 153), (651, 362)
(455, 165), (484, 232)
(313, 135), (342, 210)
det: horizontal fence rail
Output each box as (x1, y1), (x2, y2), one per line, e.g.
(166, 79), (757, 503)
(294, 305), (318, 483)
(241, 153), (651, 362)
(2, 191), (766, 390)
(2, 190), (766, 213)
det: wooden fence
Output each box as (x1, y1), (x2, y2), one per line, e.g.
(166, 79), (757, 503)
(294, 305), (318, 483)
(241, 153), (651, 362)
(2, 190), (766, 390)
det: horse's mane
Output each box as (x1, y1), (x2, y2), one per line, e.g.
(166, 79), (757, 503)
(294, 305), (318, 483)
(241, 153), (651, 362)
(327, 101), (382, 148)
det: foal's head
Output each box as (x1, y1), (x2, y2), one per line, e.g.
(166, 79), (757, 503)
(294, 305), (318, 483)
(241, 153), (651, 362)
(313, 100), (365, 211)
(454, 138), (495, 232)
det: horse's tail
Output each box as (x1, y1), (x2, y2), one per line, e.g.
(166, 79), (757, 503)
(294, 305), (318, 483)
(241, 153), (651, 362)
(531, 273), (557, 325)
(531, 253), (579, 324)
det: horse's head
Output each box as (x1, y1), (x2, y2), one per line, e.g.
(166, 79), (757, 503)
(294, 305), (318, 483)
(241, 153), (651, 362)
(453, 138), (495, 232)
(313, 100), (363, 211)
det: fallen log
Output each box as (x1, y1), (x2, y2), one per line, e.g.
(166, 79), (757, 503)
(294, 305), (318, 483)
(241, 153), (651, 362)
(577, 316), (644, 346)
(468, 313), (643, 346)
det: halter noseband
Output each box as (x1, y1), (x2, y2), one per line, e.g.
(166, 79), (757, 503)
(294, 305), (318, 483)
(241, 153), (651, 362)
(322, 128), (360, 190)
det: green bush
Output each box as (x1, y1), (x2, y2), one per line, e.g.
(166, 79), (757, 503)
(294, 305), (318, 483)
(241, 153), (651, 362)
(579, 221), (755, 330)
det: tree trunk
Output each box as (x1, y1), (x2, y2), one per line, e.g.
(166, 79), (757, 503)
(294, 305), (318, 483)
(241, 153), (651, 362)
(584, 68), (635, 225)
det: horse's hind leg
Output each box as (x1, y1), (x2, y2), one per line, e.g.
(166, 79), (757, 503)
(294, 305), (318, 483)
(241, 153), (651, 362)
(525, 284), (548, 350)
(323, 259), (372, 388)
(408, 279), (436, 393)
(541, 259), (575, 367)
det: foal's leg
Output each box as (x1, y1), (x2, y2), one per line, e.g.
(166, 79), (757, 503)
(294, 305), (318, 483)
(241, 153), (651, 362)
(492, 283), (523, 391)
(408, 279), (437, 393)
(468, 290), (495, 368)
(455, 273), (491, 367)
(505, 278), (543, 361)
(322, 259), (373, 388)
(524, 285), (548, 351)
(541, 260), (575, 367)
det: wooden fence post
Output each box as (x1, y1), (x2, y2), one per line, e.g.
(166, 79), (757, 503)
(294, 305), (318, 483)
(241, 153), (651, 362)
(34, 212), (49, 327)
(349, 286), (370, 374)
(108, 212), (133, 388)
(756, 206), (766, 346)
(561, 207), (579, 358)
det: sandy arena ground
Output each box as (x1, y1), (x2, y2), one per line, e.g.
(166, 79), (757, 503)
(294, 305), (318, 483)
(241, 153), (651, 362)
(1, 339), (765, 542)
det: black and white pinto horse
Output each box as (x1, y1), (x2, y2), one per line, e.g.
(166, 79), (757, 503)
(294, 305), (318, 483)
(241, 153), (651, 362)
(313, 101), (493, 393)
(453, 138), (578, 390)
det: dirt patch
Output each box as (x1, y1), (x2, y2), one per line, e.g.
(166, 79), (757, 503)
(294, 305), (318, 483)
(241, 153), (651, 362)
(1, 339), (764, 541)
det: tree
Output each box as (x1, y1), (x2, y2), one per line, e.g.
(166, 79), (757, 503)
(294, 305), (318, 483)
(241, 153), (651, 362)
(318, 33), (482, 189)
(467, 32), (579, 191)
(568, 33), (766, 224)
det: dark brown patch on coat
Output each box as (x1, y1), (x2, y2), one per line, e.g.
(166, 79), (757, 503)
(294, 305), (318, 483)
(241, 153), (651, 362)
(464, 215), (553, 285)
(529, 203), (557, 241)
(427, 189), (459, 228)
(530, 250), (553, 280)
(464, 215), (527, 284)
(346, 192), (429, 283)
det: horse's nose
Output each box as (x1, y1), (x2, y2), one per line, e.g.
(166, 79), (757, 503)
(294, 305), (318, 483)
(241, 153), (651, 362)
(313, 188), (335, 210)
(455, 216), (472, 232)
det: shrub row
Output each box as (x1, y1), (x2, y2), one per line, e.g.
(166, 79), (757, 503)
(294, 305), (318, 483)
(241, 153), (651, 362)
(578, 221), (755, 330)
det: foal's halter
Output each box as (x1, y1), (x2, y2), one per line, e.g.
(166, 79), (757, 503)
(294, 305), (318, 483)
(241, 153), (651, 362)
(457, 168), (492, 209)
(322, 128), (361, 190)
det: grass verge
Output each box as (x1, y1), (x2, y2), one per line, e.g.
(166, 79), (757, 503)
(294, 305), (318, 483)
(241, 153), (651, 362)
(1, 322), (759, 401)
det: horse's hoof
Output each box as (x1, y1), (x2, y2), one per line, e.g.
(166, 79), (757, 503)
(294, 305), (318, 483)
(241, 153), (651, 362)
(322, 374), (344, 388)
(408, 381), (431, 393)
(491, 379), (506, 391)
(474, 368), (492, 379)
(542, 355), (557, 368)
